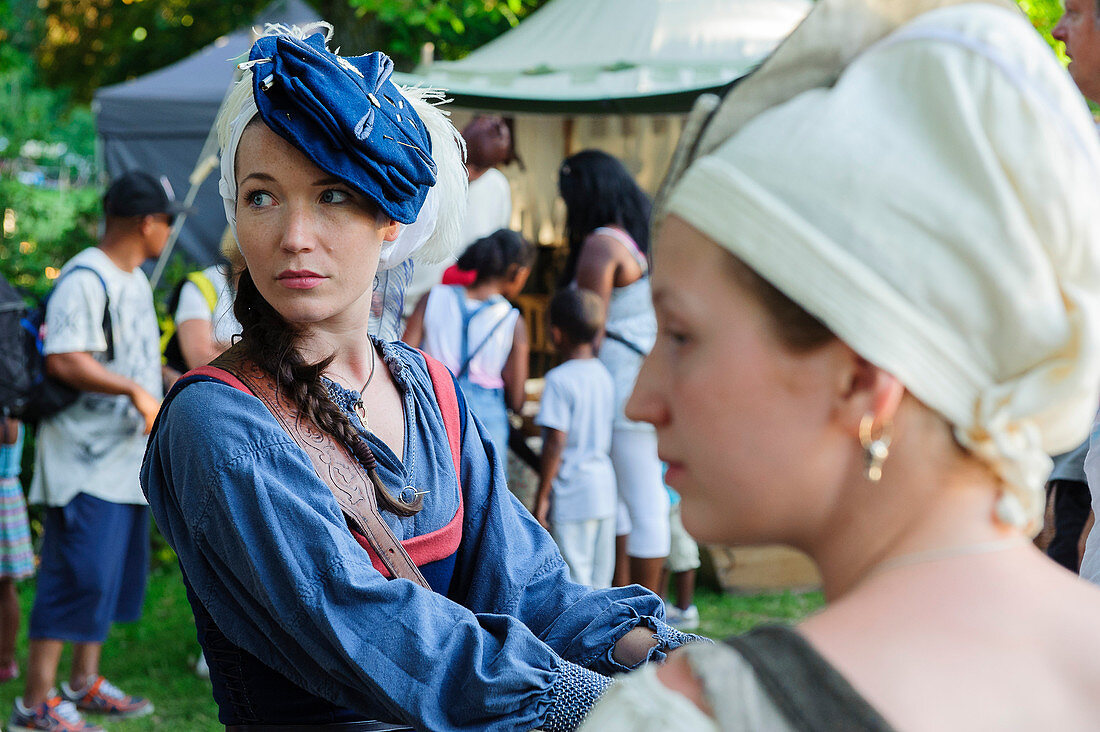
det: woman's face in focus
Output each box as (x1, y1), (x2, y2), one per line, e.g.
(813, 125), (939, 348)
(234, 122), (399, 331)
(626, 217), (849, 546)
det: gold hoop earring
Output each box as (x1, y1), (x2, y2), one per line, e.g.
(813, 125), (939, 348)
(859, 413), (892, 482)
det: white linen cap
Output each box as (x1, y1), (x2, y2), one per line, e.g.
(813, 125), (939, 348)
(662, 0), (1100, 531)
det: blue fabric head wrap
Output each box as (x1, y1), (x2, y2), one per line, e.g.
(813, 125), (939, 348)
(247, 32), (436, 224)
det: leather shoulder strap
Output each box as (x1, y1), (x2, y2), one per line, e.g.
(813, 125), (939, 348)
(206, 347), (430, 589)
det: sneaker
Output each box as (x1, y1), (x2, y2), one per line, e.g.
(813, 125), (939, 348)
(8, 696), (104, 731)
(0, 661), (18, 683)
(60, 676), (153, 719)
(669, 604), (700, 631)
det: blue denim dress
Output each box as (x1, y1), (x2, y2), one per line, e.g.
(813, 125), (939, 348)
(141, 341), (669, 730)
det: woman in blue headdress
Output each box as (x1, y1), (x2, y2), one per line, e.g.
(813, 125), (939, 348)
(140, 23), (697, 732)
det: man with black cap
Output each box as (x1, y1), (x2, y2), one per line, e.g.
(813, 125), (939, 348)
(9, 171), (183, 731)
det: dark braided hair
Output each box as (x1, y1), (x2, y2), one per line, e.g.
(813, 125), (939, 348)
(234, 268), (421, 517)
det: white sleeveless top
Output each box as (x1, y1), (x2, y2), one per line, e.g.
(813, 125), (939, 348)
(421, 285), (520, 390)
(589, 227), (657, 431)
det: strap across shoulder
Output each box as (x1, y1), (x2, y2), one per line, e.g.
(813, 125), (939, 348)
(592, 226), (647, 272)
(724, 626), (897, 732)
(204, 345), (431, 589)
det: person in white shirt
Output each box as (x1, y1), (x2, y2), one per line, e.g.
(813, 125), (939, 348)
(172, 262), (241, 371)
(14, 171), (173, 731)
(535, 288), (617, 589)
(403, 116), (515, 315)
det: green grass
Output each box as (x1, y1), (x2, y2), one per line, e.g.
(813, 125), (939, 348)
(0, 565), (221, 731)
(0, 565), (822, 731)
(692, 587), (824, 639)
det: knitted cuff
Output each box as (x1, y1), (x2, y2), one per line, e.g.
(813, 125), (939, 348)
(541, 660), (614, 732)
(652, 621), (712, 656)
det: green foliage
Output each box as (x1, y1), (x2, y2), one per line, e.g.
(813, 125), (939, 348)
(34, 0), (271, 103)
(1019, 0), (1068, 61)
(0, 43), (100, 301)
(0, 182), (99, 299)
(347, 0), (550, 66)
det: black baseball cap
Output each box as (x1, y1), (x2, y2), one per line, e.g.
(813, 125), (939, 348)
(103, 171), (190, 218)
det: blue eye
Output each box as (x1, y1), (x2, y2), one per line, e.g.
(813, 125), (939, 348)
(246, 190), (274, 207)
(321, 189), (350, 204)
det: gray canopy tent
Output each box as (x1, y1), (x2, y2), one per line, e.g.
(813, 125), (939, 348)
(93, 0), (322, 273)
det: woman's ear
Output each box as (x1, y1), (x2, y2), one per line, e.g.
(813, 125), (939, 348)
(381, 219), (401, 242)
(832, 347), (905, 438)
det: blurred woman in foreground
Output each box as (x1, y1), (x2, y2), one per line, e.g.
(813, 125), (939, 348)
(582, 0), (1100, 728)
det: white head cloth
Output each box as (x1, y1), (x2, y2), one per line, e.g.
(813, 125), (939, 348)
(662, 0), (1100, 533)
(216, 24), (466, 272)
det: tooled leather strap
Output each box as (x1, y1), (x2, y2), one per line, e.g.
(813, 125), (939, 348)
(207, 346), (430, 589)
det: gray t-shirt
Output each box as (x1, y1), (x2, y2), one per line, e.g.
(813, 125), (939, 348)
(30, 247), (161, 507)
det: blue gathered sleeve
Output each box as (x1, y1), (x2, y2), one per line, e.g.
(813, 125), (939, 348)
(140, 344), (664, 732)
(448, 399), (663, 675)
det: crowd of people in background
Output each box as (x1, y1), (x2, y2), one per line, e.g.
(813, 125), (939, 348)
(0, 53), (700, 731)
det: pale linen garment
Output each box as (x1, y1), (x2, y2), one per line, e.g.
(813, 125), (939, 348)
(580, 643), (793, 732)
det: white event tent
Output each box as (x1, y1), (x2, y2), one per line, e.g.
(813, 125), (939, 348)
(394, 0), (811, 246)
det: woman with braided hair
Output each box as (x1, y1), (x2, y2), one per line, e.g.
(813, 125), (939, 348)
(140, 23), (698, 732)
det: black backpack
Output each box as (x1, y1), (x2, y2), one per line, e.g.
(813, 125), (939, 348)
(0, 276), (30, 418)
(4, 265), (114, 423)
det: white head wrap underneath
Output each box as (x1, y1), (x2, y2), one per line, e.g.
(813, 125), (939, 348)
(662, 0), (1100, 532)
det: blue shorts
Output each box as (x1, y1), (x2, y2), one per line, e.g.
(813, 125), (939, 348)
(29, 493), (150, 643)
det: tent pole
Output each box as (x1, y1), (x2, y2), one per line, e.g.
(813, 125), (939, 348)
(149, 145), (220, 289)
(149, 73), (240, 289)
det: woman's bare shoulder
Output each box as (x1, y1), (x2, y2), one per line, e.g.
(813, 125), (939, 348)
(655, 648), (711, 712)
(798, 557), (1100, 729)
(580, 230), (624, 260)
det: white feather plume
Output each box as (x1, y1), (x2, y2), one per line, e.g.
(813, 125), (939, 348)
(399, 84), (468, 266)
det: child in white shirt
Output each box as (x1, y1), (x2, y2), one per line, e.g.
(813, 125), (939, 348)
(536, 288), (617, 588)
